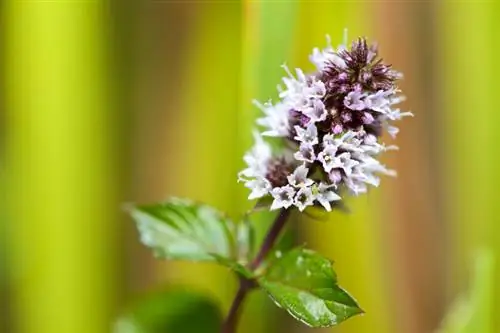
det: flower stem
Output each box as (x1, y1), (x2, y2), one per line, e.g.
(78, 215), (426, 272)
(249, 208), (291, 270)
(221, 208), (291, 333)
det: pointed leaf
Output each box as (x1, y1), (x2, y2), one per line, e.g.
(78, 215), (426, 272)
(129, 198), (236, 262)
(258, 248), (363, 327)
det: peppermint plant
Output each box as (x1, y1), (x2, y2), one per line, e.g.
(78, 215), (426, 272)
(127, 35), (411, 333)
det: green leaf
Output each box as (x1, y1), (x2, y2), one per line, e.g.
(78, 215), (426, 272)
(211, 254), (254, 279)
(129, 198), (257, 278)
(129, 198), (236, 262)
(258, 248), (363, 327)
(114, 289), (222, 333)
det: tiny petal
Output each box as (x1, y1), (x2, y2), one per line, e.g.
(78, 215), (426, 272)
(294, 143), (316, 163)
(341, 111), (352, 122)
(315, 182), (341, 211)
(309, 80), (326, 98)
(332, 124), (343, 134)
(329, 170), (342, 184)
(294, 186), (315, 211)
(317, 144), (338, 173)
(362, 112), (375, 124)
(270, 185), (296, 210)
(364, 90), (391, 112)
(287, 164), (314, 188)
(294, 123), (319, 145)
(387, 125), (399, 138)
(247, 178), (272, 199)
(304, 99), (328, 123)
(344, 90), (366, 110)
(364, 134), (378, 145)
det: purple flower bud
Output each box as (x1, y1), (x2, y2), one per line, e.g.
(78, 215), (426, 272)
(341, 111), (352, 122)
(332, 123), (343, 134)
(299, 114), (311, 126)
(338, 84), (349, 94)
(329, 170), (342, 184)
(362, 112), (374, 124)
(338, 72), (348, 81)
(361, 71), (372, 83)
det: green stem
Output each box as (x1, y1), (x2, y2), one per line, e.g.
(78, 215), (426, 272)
(221, 208), (291, 333)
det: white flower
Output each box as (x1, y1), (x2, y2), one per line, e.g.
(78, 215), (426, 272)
(387, 125), (399, 138)
(329, 170), (342, 184)
(303, 99), (327, 123)
(239, 131), (272, 179)
(254, 100), (290, 137)
(246, 177), (272, 200)
(314, 182), (341, 211)
(331, 152), (359, 176)
(309, 35), (347, 71)
(361, 134), (398, 154)
(317, 144), (338, 172)
(278, 65), (309, 100)
(294, 186), (315, 211)
(287, 164), (314, 188)
(270, 185), (296, 210)
(344, 89), (366, 110)
(344, 177), (368, 196)
(294, 123), (318, 145)
(364, 90), (392, 112)
(238, 132), (274, 200)
(308, 80), (326, 98)
(385, 108), (414, 121)
(294, 143), (316, 163)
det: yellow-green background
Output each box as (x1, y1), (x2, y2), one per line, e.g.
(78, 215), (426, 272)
(1, 1), (499, 332)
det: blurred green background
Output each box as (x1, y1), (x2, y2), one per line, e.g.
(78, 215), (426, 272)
(1, 1), (500, 332)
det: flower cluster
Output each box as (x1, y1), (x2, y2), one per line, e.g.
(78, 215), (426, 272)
(239, 35), (412, 212)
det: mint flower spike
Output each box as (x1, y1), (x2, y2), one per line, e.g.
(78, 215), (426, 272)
(239, 34), (411, 212)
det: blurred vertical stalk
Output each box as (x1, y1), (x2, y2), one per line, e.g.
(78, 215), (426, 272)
(4, 1), (117, 333)
(373, 3), (445, 333)
(440, 1), (500, 331)
(157, 0), (243, 326)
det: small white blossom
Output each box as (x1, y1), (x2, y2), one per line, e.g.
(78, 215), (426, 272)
(331, 152), (359, 176)
(344, 177), (368, 196)
(294, 123), (318, 145)
(278, 65), (309, 100)
(270, 185), (296, 210)
(314, 182), (341, 211)
(385, 108), (414, 121)
(317, 144), (338, 173)
(304, 99), (327, 123)
(387, 125), (399, 138)
(294, 143), (316, 163)
(308, 80), (326, 98)
(344, 89), (366, 110)
(329, 170), (342, 184)
(246, 178), (272, 200)
(254, 100), (289, 137)
(239, 131), (272, 179)
(287, 164), (314, 188)
(294, 186), (315, 211)
(309, 35), (347, 71)
(364, 90), (392, 112)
